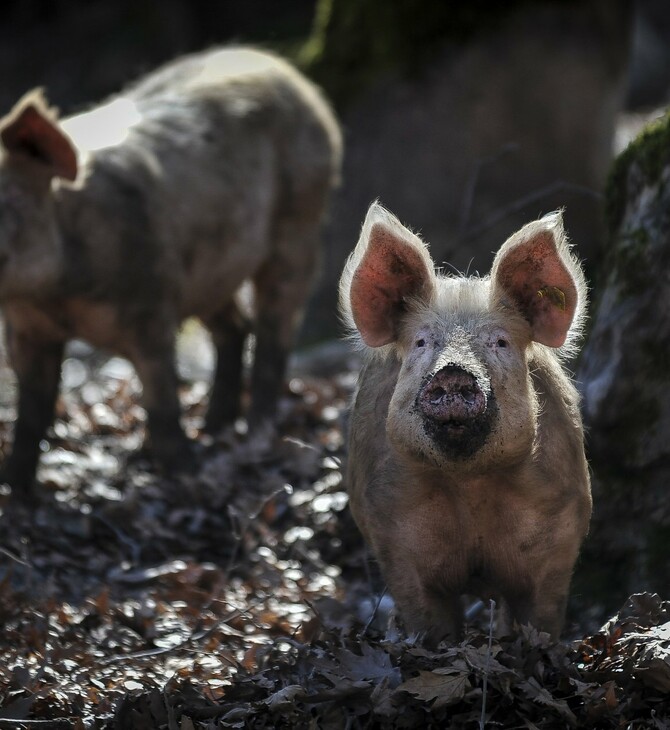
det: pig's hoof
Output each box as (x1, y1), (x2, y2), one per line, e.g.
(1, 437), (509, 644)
(229, 420), (277, 464)
(246, 420), (276, 452)
(0, 465), (37, 502)
(155, 440), (200, 477)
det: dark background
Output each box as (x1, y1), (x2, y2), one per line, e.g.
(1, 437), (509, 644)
(2, 0), (668, 111)
(1, 0), (669, 342)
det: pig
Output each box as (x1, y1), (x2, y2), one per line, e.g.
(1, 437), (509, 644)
(339, 203), (592, 642)
(0, 47), (341, 495)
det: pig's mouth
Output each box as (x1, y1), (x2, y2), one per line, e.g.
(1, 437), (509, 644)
(417, 366), (497, 458)
(423, 412), (496, 458)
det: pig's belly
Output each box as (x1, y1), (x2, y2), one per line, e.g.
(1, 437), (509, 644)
(177, 246), (265, 320)
(393, 493), (549, 598)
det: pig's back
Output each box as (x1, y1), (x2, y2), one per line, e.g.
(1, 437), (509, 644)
(58, 47), (340, 320)
(125, 47), (341, 178)
(65, 47), (340, 184)
(129, 47), (318, 105)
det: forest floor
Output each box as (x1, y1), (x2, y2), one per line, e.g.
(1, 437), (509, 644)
(0, 330), (668, 729)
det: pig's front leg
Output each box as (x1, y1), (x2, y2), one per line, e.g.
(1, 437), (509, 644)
(504, 565), (574, 639)
(384, 561), (464, 644)
(2, 325), (64, 496)
(127, 331), (194, 474)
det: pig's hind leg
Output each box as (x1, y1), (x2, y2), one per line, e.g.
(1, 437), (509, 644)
(203, 302), (250, 435)
(247, 212), (321, 433)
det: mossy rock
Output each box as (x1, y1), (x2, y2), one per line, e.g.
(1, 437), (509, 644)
(595, 110), (670, 304)
(605, 109), (670, 237)
(577, 107), (670, 616)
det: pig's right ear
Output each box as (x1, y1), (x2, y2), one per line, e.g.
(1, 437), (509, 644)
(0, 91), (78, 182)
(340, 203), (436, 347)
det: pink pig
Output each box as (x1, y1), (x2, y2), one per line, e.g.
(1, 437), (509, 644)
(340, 203), (592, 641)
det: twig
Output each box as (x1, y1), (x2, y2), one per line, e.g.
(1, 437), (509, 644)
(465, 599), (485, 622)
(92, 513), (142, 564)
(249, 483), (292, 520)
(360, 586), (388, 637)
(291, 541), (330, 573)
(0, 545), (31, 567)
(223, 484), (289, 579)
(223, 506), (244, 578)
(479, 598), (496, 730)
(0, 721), (72, 728)
(461, 181), (602, 243)
(459, 143), (520, 238)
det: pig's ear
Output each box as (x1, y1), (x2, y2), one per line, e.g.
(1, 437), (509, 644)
(0, 90), (78, 182)
(340, 203), (436, 347)
(490, 212), (586, 348)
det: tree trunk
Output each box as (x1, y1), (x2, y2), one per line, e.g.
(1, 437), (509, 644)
(299, 0), (632, 342)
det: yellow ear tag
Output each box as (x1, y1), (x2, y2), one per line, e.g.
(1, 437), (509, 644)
(537, 286), (566, 311)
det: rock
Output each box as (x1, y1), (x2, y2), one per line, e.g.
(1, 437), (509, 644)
(575, 110), (670, 616)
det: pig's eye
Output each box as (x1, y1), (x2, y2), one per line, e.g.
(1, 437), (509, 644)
(497, 338), (508, 348)
(416, 338), (426, 348)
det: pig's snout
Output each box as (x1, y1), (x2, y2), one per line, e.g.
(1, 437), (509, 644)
(417, 365), (496, 459)
(419, 367), (487, 423)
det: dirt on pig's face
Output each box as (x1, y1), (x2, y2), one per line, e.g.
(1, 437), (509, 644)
(386, 277), (538, 474)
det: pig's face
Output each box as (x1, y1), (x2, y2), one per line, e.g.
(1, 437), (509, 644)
(386, 280), (538, 472)
(340, 203), (585, 474)
(0, 92), (78, 299)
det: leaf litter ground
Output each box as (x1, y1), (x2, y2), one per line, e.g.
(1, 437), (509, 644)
(0, 338), (669, 729)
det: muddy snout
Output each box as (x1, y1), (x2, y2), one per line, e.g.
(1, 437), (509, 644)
(418, 366), (487, 423)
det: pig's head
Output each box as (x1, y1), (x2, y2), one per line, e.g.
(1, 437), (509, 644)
(0, 90), (78, 299)
(340, 203), (586, 474)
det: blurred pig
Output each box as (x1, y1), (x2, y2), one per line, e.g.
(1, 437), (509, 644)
(340, 203), (591, 641)
(0, 47), (341, 494)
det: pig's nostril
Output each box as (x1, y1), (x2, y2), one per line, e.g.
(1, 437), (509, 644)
(460, 386), (477, 404)
(430, 386), (446, 402)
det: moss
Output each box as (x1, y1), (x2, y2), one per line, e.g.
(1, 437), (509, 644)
(608, 226), (651, 297)
(605, 110), (670, 237)
(603, 113), (670, 302)
(298, 0), (581, 108)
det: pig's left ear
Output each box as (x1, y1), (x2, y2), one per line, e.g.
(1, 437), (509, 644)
(340, 203), (437, 347)
(490, 213), (585, 348)
(0, 90), (78, 182)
